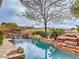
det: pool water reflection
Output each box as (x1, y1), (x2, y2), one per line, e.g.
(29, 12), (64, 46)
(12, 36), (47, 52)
(13, 38), (79, 59)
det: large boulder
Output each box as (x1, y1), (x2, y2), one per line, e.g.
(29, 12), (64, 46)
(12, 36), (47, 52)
(7, 47), (24, 56)
(7, 47), (24, 59)
(17, 47), (24, 54)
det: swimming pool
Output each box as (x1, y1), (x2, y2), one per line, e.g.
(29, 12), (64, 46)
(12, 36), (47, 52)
(13, 38), (79, 59)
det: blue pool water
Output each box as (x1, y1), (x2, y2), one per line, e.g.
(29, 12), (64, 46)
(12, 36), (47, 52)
(13, 38), (79, 59)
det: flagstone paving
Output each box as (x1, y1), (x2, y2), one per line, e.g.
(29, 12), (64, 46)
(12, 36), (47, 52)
(0, 38), (17, 58)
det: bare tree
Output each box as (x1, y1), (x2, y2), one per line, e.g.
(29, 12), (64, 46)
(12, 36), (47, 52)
(20, 0), (73, 35)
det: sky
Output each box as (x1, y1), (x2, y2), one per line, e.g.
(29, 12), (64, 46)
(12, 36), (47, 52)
(0, 0), (32, 26)
(0, 0), (79, 28)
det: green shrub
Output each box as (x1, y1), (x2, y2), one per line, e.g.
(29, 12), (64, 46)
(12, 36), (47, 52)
(76, 25), (79, 33)
(0, 35), (3, 45)
(0, 29), (3, 34)
(0, 26), (3, 34)
(32, 31), (46, 37)
(50, 29), (64, 39)
(26, 26), (34, 29)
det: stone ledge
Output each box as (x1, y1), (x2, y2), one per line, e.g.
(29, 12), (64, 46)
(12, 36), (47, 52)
(7, 54), (24, 59)
(29, 35), (55, 46)
(0, 38), (24, 59)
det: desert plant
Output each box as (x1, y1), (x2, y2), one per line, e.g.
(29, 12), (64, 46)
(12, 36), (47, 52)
(76, 25), (79, 33)
(50, 29), (64, 39)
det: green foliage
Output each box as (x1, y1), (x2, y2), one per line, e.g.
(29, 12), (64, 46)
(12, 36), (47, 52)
(26, 26), (34, 29)
(32, 31), (46, 37)
(0, 30), (3, 34)
(32, 29), (64, 38)
(0, 26), (3, 34)
(76, 25), (79, 33)
(1, 22), (19, 30)
(49, 29), (64, 39)
(71, 0), (79, 17)
(0, 35), (3, 45)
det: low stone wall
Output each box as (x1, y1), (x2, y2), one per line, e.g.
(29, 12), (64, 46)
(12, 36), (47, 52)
(29, 35), (55, 46)
(56, 34), (79, 55)
(56, 45), (79, 55)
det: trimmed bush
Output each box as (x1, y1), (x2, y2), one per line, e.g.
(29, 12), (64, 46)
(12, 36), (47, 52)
(32, 31), (46, 37)
(50, 29), (64, 39)
(0, 34), (3, 45)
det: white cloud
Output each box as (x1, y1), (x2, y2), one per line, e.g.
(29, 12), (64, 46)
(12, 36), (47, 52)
(0, 0), (79, 28)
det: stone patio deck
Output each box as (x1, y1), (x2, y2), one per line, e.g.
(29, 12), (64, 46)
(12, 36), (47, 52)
(0, 38), (24, 59)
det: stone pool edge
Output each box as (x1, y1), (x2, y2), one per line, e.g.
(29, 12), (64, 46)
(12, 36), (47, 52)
(0, 38), (24, 59)
(29, 35), (79, 55)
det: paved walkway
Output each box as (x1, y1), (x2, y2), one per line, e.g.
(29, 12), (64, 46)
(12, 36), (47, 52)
(0, 38), (17, 59)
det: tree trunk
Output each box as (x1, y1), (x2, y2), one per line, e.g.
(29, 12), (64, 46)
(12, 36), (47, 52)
(44, 21), (47, 37)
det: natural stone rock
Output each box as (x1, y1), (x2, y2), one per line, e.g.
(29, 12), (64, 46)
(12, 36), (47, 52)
(8, 54), (24, 59)
(56, 34), (79, 54)
(64, 34), (77, 37)
(17, 47), (24, 54)
(7, 47), (24, 59)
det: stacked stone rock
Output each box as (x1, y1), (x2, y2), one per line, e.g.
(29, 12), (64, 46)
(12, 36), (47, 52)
(56, 34), (79, 46)
(56, 34), (79, 54)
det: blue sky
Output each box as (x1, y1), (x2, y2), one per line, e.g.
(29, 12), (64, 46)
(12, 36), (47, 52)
(0, 0), (32, 26)
(0, 0), (79, 28)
